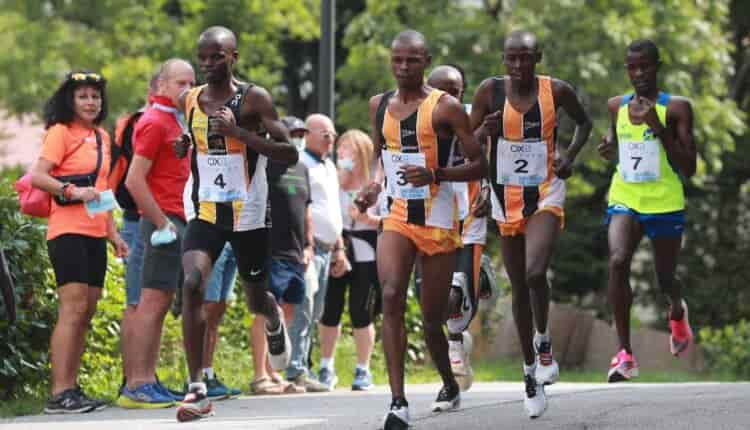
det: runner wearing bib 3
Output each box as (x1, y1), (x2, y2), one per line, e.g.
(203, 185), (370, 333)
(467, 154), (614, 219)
(354, 30), (487, 430)
(598, 39), (696, 384)
(471, 30), (592, 419)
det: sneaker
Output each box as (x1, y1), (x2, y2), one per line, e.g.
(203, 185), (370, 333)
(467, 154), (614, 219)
(116, 383), (175, 409)
(447, 272), (474, 334)
(523, 374), (547, 419)
(533, 338), (560, 385)
(154, 375), (185, 401)
(607, 349), (639, 383)
(176, 383), (214, 422)
(205, 376), (242, 400)
(318, 367), (338, 391)
(431, 384), (460, 412)
(290, 372), (328, 393)
(383, 398), (410, 430)
(73, 386), (107, 411)
(669, 299), (693, 356)
(44, 388), (96, 414)
(351, 367), (374, 391)
(450, 332), (474, 392)
(266, 319), (291, 371)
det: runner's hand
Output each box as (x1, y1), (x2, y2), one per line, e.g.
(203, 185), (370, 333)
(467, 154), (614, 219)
(173, 134), (192, 159)
(354, 182), (382, 212)
(209, 106), (239, 138)
(471, 185), (491, 218)
(628, 96), (662, 133)
(401, 164), (434, 187)
(482, 110), (503, 137)
(553, 152), (574, 179)
(598, 135), (616, 161)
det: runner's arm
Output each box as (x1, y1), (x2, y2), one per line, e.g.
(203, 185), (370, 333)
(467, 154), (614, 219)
(554, 80), (593, 163)
(598, 97), (620, 161)
(235, 86), (298, 164)
(433, 95), (487, 182)
(354, 95), (385, 211)
(664, 97), (696, 178)
(470, 79), (500, 153)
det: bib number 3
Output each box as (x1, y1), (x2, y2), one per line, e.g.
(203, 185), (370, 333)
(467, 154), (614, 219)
(382, 150), (429, 200)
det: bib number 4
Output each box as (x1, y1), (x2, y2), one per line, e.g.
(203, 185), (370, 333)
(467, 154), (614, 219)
(213, 174), (227, 189)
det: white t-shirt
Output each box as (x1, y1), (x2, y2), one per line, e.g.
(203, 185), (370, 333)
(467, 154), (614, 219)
(340, 189), (383, 262)
(301, 149), (343, 245)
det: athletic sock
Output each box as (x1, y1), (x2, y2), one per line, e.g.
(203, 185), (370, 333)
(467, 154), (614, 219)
(202, 367), (215, 380)
(356, 363), (369, 372)
(523, 362), (537, 377)
(534, 329), (550, 344)
(448, 340), (462, 351)
(320, 356), (334, 370)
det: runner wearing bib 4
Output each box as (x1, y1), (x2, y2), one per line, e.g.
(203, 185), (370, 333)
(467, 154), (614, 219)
(471, 31), (593, 419)
(598, 39), (696, 385)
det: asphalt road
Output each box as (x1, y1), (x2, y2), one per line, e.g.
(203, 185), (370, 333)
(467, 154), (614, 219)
(2, 382), (748, 430)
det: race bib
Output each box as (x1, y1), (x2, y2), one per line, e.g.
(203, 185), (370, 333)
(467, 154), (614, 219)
(495, 138), (548, 186)
(197, 153), (248, 202)
(618, 140), (660, 182)
(382, 150), (429, 200)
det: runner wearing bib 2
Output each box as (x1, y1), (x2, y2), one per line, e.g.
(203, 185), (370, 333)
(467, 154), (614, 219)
(598, 39), (696, 384)
(354, 30), (487, 430)
(471, 30), (592, 419)
(173, 26), (299, 423)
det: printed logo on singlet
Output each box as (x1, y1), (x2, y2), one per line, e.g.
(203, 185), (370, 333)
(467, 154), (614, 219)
(401, 128), (416, 138)
(643, 129), (656, 140)
(523, 121), (540, 130)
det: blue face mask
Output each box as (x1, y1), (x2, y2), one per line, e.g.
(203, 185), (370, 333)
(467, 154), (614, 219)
(337, 157), (355, 171)
(290, 137), (305, 151)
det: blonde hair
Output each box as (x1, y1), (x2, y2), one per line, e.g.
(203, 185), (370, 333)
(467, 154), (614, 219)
(337, 129), (373, 181)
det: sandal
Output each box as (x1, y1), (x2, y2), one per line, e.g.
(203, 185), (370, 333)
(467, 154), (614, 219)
(249, 377), (285, 395)
(269, 372), (305, 394)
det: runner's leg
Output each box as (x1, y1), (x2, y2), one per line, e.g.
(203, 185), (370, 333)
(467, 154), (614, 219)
(607, 214), (643, 353)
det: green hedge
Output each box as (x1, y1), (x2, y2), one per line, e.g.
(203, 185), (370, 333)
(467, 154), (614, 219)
(699, 320), (750, 380)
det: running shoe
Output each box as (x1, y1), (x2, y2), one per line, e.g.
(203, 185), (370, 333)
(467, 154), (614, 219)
(431, 384), (460, 412)
(44, 388), (97, 414)
(447, 272), (474, 334)
(669, 299), (693, 356)
(318, 367), (338, 391)
(266, 319), (291, 371)
(116, 383), (175, 409)
(73, 385), (107, 411)
(450, 332), (474, 392)
(205, 375), (242, 400)
(351, 367), (374, 391)
(383, 398), (410, 430)
(523, 373), (547, 419)
(176, 383), (214, 422)
(533, 337), (559, 385)
(607, 349), (639, 383)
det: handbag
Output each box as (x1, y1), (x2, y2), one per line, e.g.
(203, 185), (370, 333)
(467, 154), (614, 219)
(15, 129), (103, 217)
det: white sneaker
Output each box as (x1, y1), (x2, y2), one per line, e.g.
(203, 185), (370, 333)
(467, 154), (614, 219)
(266, 317), (291, 371)
(383, 398), (410, 430)
(450, 333), (474, 392)
(523, 374), (547, 419)
(447, 272), (474, 334)
(533, 338), (559, 385)
(431, 385), (460, 412)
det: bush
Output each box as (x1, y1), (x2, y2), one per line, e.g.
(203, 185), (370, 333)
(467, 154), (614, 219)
(699, 320), (750, 380)
(0, 168), (57, 400)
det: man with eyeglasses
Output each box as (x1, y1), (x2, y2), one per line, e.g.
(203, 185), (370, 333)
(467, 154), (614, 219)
(470, 30), (592, 418)
(285, 113), (350, 391)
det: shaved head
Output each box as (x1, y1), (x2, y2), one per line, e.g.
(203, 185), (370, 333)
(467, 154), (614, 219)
(392, 29), (429, 55)
(427, 65), (465, 101)
(505, 30), (539, 52)
(198, 26), (238, 51)
(158, 58), (194, 81)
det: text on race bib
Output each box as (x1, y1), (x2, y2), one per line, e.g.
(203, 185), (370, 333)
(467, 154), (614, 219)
(382, 150), (429, 200)
(495, 138), (548, 186)
(197, 153), (248, 202)
(618, 140), (660, 183)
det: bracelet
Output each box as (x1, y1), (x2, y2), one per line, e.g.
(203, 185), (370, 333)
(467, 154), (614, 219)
(61, 183), (75, 202)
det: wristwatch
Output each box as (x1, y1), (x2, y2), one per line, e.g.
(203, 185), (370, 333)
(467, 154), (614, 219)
(59, 182), (73, 203)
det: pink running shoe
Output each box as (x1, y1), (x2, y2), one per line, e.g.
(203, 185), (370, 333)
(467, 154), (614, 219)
(669, 299), (693, 356)
(607, 349), (639, 383)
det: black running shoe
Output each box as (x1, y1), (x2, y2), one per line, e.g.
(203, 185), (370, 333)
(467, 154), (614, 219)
(74, 386), (107, 411)
(431, 383), (460, 412)
(383, 397), (410, 430)
(44, 388), (96, 414)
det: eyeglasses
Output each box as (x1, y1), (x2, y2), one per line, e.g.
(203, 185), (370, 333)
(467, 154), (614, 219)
(70, 72), (103, 82)
(312, 130), (338, 140)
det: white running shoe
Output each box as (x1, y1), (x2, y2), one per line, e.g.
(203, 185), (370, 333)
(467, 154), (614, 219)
(176, 383), (214, 422)
(447, 272), (474, 334)
(533, 337), (559, 385)
(523, 374), (547, 419)
(266, 317), (291, 371)
(431, 385), (460, 412)
(383, 398), (410, 430)
(450, 332), (474, 392)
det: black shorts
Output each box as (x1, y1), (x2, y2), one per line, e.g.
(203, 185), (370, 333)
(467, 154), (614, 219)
(183, 219), (270, 283)
(47, 234), (107, 287)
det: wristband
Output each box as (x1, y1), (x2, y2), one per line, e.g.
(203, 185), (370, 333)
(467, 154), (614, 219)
(61, 183), (75, 202)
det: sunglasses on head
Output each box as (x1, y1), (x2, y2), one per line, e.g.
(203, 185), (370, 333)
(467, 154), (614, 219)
(69, 72), (103, 82)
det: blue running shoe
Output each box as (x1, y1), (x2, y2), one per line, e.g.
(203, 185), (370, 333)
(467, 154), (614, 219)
(351, 368), (374, 391)
(116, 383), (175, 409)
(204, 376), (241, 400)
(318, 367), (338, 391)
